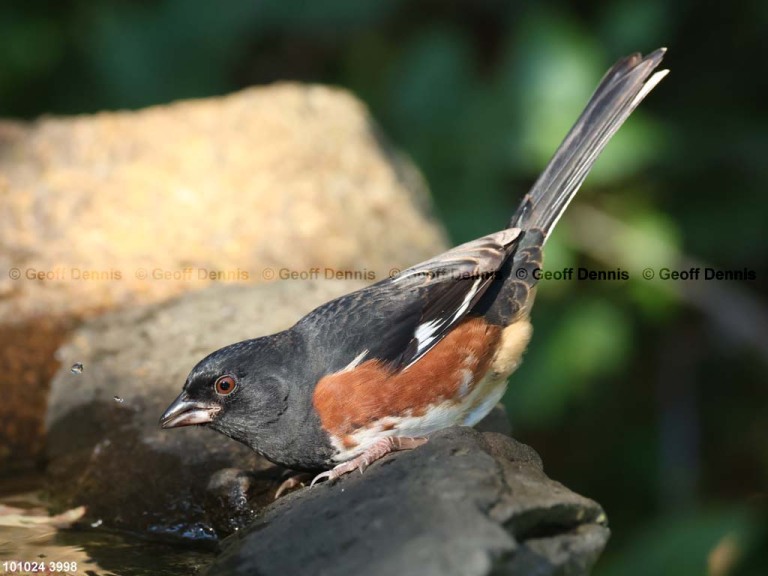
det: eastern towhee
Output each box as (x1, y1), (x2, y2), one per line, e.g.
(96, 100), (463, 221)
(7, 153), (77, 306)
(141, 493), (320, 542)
(160, 49), (668, 489)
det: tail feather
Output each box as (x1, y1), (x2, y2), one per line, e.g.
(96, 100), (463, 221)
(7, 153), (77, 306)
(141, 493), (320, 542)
(510, 48), (668, 240)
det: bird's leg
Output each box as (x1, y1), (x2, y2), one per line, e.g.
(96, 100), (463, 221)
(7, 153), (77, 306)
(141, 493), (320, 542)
(310, 436), (427, 487)
(274, 471), (314, 499)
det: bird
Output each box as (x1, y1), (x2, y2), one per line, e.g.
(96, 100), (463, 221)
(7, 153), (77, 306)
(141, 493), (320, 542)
(160, 49), (668, 490)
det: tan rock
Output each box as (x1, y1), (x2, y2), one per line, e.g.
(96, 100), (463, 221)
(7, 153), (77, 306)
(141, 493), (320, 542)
(0, 84), (448, 472)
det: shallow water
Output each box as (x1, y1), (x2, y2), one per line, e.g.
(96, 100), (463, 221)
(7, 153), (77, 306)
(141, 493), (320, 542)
(0, 482), (215, 576)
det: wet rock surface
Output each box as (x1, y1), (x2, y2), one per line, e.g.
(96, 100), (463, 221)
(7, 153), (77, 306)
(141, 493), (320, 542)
(0, 83), (447, 472)
(208, 427), (609, 576)
(45, 279), (369, 539)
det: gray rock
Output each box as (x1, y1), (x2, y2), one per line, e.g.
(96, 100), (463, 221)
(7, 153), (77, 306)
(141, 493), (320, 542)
(45, 279), (370, 538)
(208, 427), (609, 576)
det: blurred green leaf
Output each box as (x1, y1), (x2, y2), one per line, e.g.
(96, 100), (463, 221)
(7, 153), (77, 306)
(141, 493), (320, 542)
(598, 0), (672, 54)
(596, 507), (756, 576)
(619, 208), (683, 317)
(83, 0), (261, 108)
(619, 208), (679, 270)
(255, 0), (400, 35)
(507, 297), (632, 427)
(506, 9), (601, 173)
(589, 116), (667, 185)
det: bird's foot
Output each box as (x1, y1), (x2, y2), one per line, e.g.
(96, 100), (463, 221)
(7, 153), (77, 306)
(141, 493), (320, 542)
(274, 472), (314, 499)
(310, 436), (428, 487)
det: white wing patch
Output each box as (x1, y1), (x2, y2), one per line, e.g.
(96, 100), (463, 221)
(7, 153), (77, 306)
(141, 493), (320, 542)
(405, 277), (483, 370)
(412, 319), (441, 352)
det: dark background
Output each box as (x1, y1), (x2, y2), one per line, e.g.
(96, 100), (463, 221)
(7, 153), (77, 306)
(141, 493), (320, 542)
(2, 1), (766, 573)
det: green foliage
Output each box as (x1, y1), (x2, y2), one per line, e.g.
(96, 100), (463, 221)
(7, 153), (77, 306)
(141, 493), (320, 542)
(596, 507), (756, 576)
(508, 296), (632, 427)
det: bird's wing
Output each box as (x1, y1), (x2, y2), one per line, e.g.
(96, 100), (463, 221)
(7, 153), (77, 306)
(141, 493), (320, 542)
(297, 228), (521, 373)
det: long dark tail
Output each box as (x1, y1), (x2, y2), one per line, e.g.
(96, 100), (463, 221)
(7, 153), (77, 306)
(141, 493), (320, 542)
(510, 48), (668, 240)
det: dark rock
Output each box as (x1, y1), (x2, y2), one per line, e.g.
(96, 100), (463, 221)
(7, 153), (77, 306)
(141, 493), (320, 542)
(474, 405), (513, 437)
(208, 427), (609, 576)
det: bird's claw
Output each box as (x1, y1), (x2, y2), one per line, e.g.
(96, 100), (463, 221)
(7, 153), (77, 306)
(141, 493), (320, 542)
(274, 472), (313, 499)
(310, 436), (427, 487)
(309, 470), (334, 487)
(311, 461), (355, 486)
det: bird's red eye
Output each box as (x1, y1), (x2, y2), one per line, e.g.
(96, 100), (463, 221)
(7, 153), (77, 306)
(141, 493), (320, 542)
(214, 375), (237, 396)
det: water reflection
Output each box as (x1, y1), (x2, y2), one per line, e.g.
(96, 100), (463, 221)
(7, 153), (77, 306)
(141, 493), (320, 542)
(0, 489), (214, 576)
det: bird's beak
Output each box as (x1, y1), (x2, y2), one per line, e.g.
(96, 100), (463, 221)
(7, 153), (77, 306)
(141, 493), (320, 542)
(159, 392), (219, 429)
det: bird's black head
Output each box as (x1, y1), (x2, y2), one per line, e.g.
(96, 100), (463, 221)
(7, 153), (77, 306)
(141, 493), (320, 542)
(159, 332), (294, 451)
